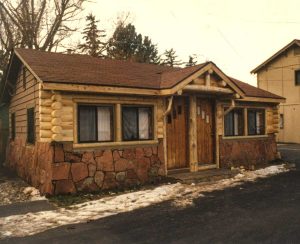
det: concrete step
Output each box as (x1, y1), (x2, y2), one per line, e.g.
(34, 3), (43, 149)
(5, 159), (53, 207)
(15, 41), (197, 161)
(168, 168), (240, 184)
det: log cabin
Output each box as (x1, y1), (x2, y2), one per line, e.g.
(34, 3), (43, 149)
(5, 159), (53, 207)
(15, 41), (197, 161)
(0, 49), (285, 195)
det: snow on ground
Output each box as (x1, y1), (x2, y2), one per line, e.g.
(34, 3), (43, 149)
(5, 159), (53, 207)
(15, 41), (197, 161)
(0, 164), (289, 239)
(0, 178), (46, 206)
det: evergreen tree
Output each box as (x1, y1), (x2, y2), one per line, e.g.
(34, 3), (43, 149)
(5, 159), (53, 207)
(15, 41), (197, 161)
(107, 23), (160, 64)
(185, 55), (197, 67)
(161, 48), (182, 67)
(107, 23), (139, 60)
(135, 36), (160, 64)
(78, 14), (106, 57)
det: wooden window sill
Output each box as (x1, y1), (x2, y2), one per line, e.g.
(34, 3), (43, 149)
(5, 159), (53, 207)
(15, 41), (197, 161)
(73, 140), (159, 149)
(222, 135), (268, 140)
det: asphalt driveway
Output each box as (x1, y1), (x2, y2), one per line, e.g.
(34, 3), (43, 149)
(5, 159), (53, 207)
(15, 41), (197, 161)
(2, 144), (300, 244)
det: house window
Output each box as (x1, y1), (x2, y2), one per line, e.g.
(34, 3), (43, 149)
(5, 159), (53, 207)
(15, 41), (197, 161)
(122, 106), (153, 141)
(295, 70), (300, 86)
(11, 113), (16, 140)
(27, 108), (35, 144)
(247, 109), (265, 135)
(224, 108), (244, 136)
(280, 114), (284, 129)
(78, 105), (114, 143)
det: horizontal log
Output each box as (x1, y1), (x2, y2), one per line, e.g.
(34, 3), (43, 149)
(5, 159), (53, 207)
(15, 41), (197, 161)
(39, 138), (52, 143)
(52, 133), (63, 141)
(40, 91), (52, 99)
(219, 80), (227, 87)
(40, 122), (52, 130)
(40, 115), (52, 122)
(61, 100), (73, 106)
(40, 99), (52, 107)
(51, 126), (62, 134)
(51, 118), (62, 126)
(40, 107), (52, 114)
(51, 110), (61, 118)
(51, 94), (62, 102)
(62, 106), (73, 113)
(61, 115), (73, 122)
(61, 130), (73, 137)
(183, 85), (233, 94)
(51, 101), (62, 110)
(61, 136), (73, 142)
(40, 130), (52, 138)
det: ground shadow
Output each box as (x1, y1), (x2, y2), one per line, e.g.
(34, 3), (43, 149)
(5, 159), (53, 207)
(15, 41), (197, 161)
(3, 169), (300, 244)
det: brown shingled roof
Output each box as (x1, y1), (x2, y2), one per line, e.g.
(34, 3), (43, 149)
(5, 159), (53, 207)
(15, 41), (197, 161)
(12, 48), (283, 100)
(15, 48), (208, 90)
(229, 77), (284, 99)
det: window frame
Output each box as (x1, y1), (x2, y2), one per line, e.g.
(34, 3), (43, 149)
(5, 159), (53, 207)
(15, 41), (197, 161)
(295, 70), (300, 86)
(77, 104), (115, 143)
(121, 105), (154, 141)
(247, 108), (266, 136)
(224, 108), (245, 137)
(27, 107), (35, 144)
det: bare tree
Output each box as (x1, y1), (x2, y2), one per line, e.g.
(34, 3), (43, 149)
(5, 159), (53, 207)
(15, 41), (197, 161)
(0, 0), (88, 76)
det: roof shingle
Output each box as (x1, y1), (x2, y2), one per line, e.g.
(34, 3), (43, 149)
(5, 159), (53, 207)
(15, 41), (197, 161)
(14, 48), (283, 100)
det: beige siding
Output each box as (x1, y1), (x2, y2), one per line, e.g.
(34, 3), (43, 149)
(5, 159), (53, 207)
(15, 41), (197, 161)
(257, 47), (300, 143)
(9, 67), (40, 142)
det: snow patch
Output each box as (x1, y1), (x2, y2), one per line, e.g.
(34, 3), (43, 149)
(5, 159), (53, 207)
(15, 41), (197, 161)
(0, 164), (289, 239)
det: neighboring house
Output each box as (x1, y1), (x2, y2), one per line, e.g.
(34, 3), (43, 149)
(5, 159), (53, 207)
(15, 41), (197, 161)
(252, 39), (300, 143)
(0, 49), (284, 195)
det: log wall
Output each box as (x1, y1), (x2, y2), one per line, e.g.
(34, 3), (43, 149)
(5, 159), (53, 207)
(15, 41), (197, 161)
(39, 91), (166, 143)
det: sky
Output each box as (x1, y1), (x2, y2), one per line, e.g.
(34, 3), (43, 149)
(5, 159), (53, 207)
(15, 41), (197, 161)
(79, 0), (300, 86)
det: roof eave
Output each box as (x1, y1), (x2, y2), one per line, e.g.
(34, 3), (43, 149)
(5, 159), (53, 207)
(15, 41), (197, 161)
(237, 96), (286, 104)
(251, 39), (300, 74)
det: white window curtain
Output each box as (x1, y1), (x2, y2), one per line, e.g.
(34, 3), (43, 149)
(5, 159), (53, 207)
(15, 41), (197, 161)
(97, 107), (111, 141)
(256, 112), (261, 134)
(138, 108), (150, 139)
(234, 111), (239, 136)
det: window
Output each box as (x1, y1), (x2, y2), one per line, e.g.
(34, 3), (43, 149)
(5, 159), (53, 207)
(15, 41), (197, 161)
(247, 109), (265, 135)
(11, 113), (16, 140)
(78, 105), (114, 143)
(122, 106), (153, 141)
(295, 70), (300, 86)
(224, 108), (244, 136)
(27, 108), (35, 144)
(280, 114), (284, 129)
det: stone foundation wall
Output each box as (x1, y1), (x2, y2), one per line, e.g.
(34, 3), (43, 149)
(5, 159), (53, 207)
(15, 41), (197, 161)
(52, 140), (165, 195)
(6, 139), (165, 195)
(219, 134), (278, 169)
(6, 138), (54, 194)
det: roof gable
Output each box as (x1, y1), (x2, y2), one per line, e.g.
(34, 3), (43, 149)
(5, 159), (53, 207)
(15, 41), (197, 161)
(251, 39), (300, 74)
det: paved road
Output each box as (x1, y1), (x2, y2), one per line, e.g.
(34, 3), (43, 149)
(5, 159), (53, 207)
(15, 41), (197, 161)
(3, 144), (300, 244)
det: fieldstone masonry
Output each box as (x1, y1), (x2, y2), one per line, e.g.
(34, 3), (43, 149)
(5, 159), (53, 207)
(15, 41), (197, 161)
(6, 135), (278, 195)
(219, 135), (278, 169)
(6, 138), (165, 195)
(52, 141), (165, 194)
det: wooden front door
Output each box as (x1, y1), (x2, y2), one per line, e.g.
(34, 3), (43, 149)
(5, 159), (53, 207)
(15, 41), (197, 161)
(166, 97), (189, 169)
(196, 98), (215, 165)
